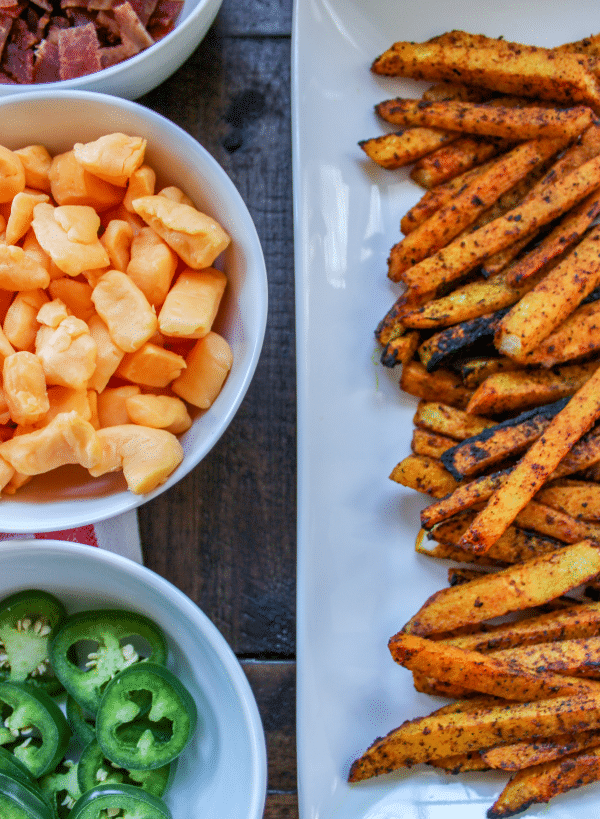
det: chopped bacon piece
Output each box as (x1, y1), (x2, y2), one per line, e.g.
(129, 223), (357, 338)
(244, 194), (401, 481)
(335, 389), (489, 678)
(147, 0), (182, 39)
(32, 34), (59, 81)
(126, 0), (156, 26)
(3, 39), (34, 82)
(57, 20), (101, 79)
(99, 39), (134, 67)
(0, 12), (13, 57)
(112, 1), (153, 51)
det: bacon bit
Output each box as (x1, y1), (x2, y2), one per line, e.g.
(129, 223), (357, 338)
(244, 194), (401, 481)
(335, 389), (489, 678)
(127, 0), (157, 27)
(33, 36), (59, 82)
(57, 22), (101, 80)
(147, 0), (182, 39)
(112, 2), (153, 51)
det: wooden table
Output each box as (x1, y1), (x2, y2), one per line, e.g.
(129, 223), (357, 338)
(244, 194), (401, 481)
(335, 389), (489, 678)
(137, 1), (297, 816)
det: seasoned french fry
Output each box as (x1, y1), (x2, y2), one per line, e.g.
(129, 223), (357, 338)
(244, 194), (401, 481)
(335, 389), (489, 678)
(448, 566), (490, 585)
(482, 733), (600, 779)
(441, 398), (567, 481)
(415, 530), (505, 566)
(377, 99), (594, 141)
(492, 635), (600, 679)
(359, 128), (458, 170)
(413, 400), (495, 440)
(411, 135), (504, 188)
(403, 540), (600, 636)
(514, 298), (600, 368)
(515, 499), (600, 544)
(458, 370), (600, 553)
(389, 632), (600, 700)
(428, 751), (490, 773)
(371, 41), (600, 108)
(418, 308), (509, 371)
(497, 224), (600, 358)
(411, 427), (456, 459)
(466, 361), (600, 416)
(421, 469), (511, 529)
(459, 356), (522, 389)
(380, 330), (419, 368)
(488, 745), (600, 817)
(402, 154), (600, 295)
(348, 691), (600, 782)
(388, 138), (564, 281)
(400, 360), (473, 409)
(536, 479), (600, 522)
(389, 454), (459, 498)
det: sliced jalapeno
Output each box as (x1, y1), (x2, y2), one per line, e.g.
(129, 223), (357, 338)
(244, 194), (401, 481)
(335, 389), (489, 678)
(96, 663), (197, 770)
(0, 681), (71, 778)
(0, 771), (53, 819)
(50, 609), (167, 715)
(66, 695), (96, 746)
(78, 736), (172, 797)
(68, 783), (171, 819)
(0, 590), (66, 695)
(38, 758), (82, 819)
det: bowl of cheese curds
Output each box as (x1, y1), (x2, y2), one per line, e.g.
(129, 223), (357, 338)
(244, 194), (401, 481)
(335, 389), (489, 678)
(0, 90), (267, 531)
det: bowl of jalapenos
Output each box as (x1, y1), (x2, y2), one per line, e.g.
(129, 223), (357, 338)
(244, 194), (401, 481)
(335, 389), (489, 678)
(0, 539), (267, 819)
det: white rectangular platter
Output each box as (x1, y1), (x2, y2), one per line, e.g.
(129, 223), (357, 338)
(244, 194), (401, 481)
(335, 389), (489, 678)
(292, 1), (600, 818)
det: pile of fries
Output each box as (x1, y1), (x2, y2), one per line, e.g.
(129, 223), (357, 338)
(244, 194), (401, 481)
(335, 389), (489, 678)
(350, 28), (600, 817)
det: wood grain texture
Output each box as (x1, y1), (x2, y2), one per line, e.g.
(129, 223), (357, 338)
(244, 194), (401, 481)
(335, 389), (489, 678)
(137, 1), (298, 816)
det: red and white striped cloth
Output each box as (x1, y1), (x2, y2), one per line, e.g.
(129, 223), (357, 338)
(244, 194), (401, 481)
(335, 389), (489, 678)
(0, 511), (143, 562)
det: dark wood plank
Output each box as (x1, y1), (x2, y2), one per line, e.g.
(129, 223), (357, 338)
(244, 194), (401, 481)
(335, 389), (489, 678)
(264, 793), (299, 819)
(215, 0), (292, 36)
(138, 31), (296, 658)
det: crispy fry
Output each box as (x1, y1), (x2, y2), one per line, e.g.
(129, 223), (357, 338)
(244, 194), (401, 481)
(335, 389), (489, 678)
(377, 99), (594, 141)
(441, 398), (567, 481)
(402, 154), (600, 295)
(448, 566), (490, 585)
(389, 454), (459, 498)
(380, 330), (419, 368)
(515, 298), (600, 368)
(460, 357), (522, 389)
(389, 632), (600, 700)
(359, 128), (458, 170)
(348, 691), (600, 782)
(421, 469), (511, 529)
(371, 41), (600, 108)
(388, 138), (564, 281)
(411, 427), (456, 459)
(493, 635), (600, 679)
(413, 400), (495, 440)
(418, 308), (509, 371)
(515, 499), (600, 544)
(428, 751), (490, 773)
(415, 530), (505, 566)
(488, 745), (600, 817)
(400, 360), (473, 409)
(497, 224), (600, 358)
(411, 135), (504, 188)
(481, 731), (600, 772)
(537, 479), (600, 521)
(458, 370), (600, 553)
(466, 361), (600, 416)
(403, 540), (600, 636)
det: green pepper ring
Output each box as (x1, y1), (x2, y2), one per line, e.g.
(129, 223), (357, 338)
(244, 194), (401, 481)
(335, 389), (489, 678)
(78, 736), (172, 797)
(96, 662), (197, 771)
(49, 609), (168, 715)
(0, 589), (66, 695)
(68, 782), (172, 819)
(0, 770), (54, 819)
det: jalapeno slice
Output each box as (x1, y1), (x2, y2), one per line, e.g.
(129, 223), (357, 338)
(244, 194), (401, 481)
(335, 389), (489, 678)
(38, 758), (82, 819)
(96, 663), (197, 770)
(0, 771), (53, 819)
(49, 609), (167, 715)
(66, 695), (96, 745)
(0, 681), (71, 778)
(78, 737), (172, 797)
(68, 783), (172, 819)
(0, 590), (66, 695)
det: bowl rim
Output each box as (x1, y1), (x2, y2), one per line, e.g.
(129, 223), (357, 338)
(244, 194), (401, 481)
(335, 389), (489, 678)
(0, 0), (224, 92)
(0, 90), (268, 530)
(0, 537), (268, 818)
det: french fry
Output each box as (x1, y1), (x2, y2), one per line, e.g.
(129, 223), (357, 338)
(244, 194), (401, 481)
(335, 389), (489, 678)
(554, 425), (600, 477)
(401, 154), (600, 295)
(448, 566), (490, 585)
(418, 308), (510, 371)
(359, 128), (458, 170)
(428, 751), (490, 773)
(348, 691), (600, 782)
(492, 635), (600, 679)
(380, 330), (419, 368)
(481, 731), (600, 771)
(515, 500), (600, 544)
(536, 479), (600, 522)
(415, 530), (505, 566)
(446, 600), (600, 653)
(410, 135), (505, 188)
(411, 427), (456, 459)
(466, 361), (600, 416)
(421, 469), (511, 529)
(413, 400), (495, 440)
(389, 454), (459, 498)
(458, 369), (600, 553)
(460, 356), (522, 389)
(403, 540), (600, 636)
(376, 98), (594, 141)
(488, 745), (600, 817)
(389, 632), (600, 700)
(371, 41), (600, 108)
(441, 398), (567, 481)
(400, 360), (473, 409)
(496, 224), (600, 358)
(388, 138), (565, 281)
(514, 298), (600, 368)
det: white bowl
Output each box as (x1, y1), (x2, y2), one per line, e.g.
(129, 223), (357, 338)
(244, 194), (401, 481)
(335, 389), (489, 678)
(0, 539), (267, 819)
(0, 91), (268, 531)
(0, 0), (223, 99)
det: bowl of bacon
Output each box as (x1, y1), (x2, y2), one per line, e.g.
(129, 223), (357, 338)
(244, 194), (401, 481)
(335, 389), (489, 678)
(0, 0), (222, 97)
(0, 90), (267, 532)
